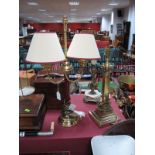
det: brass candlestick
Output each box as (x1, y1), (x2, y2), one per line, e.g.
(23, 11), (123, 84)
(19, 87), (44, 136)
(58, 16), (80, 127)
(89, 48), (118, 127)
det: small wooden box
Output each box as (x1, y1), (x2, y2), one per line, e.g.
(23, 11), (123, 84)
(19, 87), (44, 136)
(19, 94), (46, 131)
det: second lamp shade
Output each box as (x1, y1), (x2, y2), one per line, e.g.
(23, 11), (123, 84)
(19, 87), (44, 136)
(67, 34), (100, 60)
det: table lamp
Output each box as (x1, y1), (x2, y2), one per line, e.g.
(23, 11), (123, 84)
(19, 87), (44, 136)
(89, 48), (118, 127)
(57, 17), (101, 127)
(67, 34), (117, 128)
(26, 21), (83, 128)
(67, 33), (101, 102)
(26, 32), (72, 124)
(58, 17), (81, 127)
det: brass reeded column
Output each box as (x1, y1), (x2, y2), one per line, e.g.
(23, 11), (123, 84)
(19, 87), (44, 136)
(89, 48), (118, 127)
(58, 16), (80, 127)
(63, 16), (68, 57)
(61, 16), (73, 72)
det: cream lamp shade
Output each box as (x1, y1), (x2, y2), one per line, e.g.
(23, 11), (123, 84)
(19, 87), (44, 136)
(67, 34), (100, 60)
(26, 32), (65, 63)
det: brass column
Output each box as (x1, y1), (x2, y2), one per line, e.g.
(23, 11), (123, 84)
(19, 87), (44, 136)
(63, 16), (68, 57)
(58, 16), (80, 127)
(89, 48), (117, 127)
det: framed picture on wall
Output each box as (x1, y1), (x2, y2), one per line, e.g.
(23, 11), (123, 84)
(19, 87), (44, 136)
(117, 23), (123, 35)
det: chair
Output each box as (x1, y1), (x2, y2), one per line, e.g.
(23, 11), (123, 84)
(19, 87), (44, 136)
(104, 119), (135, 138)
(91, 119), (135, 155)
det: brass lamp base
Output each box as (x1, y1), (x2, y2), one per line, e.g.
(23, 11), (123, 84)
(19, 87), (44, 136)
(58, 110), (80, 127)
(89, 103), (118, 127)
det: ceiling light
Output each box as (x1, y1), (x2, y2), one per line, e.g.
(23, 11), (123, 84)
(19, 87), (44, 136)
(69, 1), (80, 6)
(101, 8), (111, 11)
(96, 13), (101, 15)
(108, 3), (119, 6)
(38, 9), (46, 12)
(27, 2), (38, 6)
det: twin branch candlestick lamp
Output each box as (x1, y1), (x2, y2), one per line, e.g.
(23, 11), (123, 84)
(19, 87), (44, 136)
(26, 16), (117, 127)
(89, 48), (118, 127)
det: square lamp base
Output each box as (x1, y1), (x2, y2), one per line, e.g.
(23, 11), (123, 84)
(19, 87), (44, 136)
(89, 110), (118, 127)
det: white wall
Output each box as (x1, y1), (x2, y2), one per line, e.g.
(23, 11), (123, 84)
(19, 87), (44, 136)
(100, 0), (135, 49)
(100, 9), (128, 40)
(100, 10), (124, 40)
(110, 0), (135, 50)
(100, 14), (111, 31)
(127, 0), (135, 50)
(112, 8), (124, 40)
(120, 0), (135, 50)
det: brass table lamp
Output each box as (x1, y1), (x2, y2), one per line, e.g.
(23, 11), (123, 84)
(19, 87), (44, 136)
(65, 22), (101, 126)
(25, 16), (101, 127)
(25, 32), (71, 126)
(89, 48), (118, 127)
(25, 28), (79, 127)
(60, 17), (101, 127)
(58, 16), (80, 127)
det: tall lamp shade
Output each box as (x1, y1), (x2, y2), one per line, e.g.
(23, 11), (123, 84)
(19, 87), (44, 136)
(67, 34), (100, 60)
(26, 32), (65, 63)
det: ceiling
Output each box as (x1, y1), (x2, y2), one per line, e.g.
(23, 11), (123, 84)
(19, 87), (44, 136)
(19, 0), (130, 23)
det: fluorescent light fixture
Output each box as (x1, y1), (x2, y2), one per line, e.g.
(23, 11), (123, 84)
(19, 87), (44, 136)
(96, 12), (101, 15)
(27, 2), (38, 6)
(111, 11), (114, 25)
(38, 9), (46, 12)
(69, 1), (80, 6)
(108, 3), (119, 6)
(101, 8), (112, 11)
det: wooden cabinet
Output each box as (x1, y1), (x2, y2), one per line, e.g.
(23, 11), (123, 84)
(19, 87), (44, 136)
(32, 78), (70, 109)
